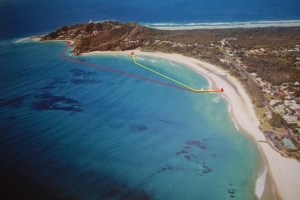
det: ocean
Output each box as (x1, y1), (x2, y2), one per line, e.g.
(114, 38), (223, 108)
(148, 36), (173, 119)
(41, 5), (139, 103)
(1, 0), (299, 199)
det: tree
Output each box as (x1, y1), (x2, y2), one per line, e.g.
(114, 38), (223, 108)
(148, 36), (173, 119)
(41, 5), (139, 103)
(271, 112), (282, 127)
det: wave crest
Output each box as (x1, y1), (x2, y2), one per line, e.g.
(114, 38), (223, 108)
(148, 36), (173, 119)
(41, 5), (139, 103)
(142, 20), (300, 30)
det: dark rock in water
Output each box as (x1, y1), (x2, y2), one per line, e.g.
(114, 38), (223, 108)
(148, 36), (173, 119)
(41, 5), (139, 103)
(156, 119), (176, 126)
(0, 94), (31, 108)
(158, 166), (174, 172)
(202, 168), (212, 174)
(109, 124), (124, 130)
(135, 79), (144, 84)
(69, 69), (97, 77)
(230, 195), (235, 198)
(40, 77), (67, 90)
(32, 93), (83, 112)
(186, 141), (207, 149)
(40, 85), (57, 90)
(131, 125), (147, 132)
(202, 163), (212, 174)
(228, 189), (235, 194)
(6, 115), (16, 120)
(70, 78), (102, 84)
(176, 149), (189, 155)
(52, 77), (68, 84)
(184, 155), (191, 161)
(108, 187), (121, 198)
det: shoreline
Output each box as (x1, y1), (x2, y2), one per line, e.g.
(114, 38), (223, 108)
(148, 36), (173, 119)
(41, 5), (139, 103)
(142, 20), (300, 30)
(82, 49), (300, 200)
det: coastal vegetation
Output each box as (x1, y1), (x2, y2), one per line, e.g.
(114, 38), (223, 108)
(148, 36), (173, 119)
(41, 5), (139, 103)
(41, 21), (300, 160)
(41, 21), (300, 87)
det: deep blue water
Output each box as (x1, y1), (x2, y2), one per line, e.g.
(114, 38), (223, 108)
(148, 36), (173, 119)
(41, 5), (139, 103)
(1, 0), (300, 39)
(1, 0), (298, 199)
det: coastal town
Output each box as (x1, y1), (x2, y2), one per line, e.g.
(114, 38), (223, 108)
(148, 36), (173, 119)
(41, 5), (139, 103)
(219, 41), (300, 159)
(39, 20), (300, 161)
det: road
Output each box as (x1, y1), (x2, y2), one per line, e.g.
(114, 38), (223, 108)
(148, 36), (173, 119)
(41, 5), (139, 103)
(265, 130), (283, 151)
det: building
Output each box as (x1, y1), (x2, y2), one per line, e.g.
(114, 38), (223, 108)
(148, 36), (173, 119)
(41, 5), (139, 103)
(276, 92), (285, 98)
(265, 112), (272, 119)
(294, 110), (300, 117)
(290, 104), (300, 110)
(270, 99), (282, 107)
(264, 89), (272, 94)
(275, 104), (286, 115)
(250, 73), (257, 78)
(284, 100), (296, 107)
(283, 115), (298, 124)
(256, 78), (262, 82)
(280, 83), (289, 90)
(285, 108), (292, 115)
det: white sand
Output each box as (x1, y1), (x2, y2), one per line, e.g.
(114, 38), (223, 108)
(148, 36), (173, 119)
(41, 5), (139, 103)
(30, 37), (75, 44)
(83, 50), (300, 200)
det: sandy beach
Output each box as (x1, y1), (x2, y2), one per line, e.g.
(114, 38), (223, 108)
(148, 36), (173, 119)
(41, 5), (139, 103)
(81, 49), (300, 200)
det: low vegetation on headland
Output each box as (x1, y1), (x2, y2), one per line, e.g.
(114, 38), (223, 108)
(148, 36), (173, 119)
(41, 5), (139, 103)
(40, 20), (300, 160)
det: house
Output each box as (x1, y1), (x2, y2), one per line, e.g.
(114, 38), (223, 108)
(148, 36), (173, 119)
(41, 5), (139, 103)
(290, 104), (300, 110)
(280, 83), (289, 90)
(260, 48), (266, 52)
(241, 64), (249, 69)
(285, 108), (292, 115)
(264, 89), (272, 94)
(282, 115), (298, 124)
(260, 81), (267, 87)
(285, 95), (292, 100)
(267, 83), (272, 89)
(277, 135), (283, 140)
(270, 99), (282, 107)
(275, 104), (286, 115)
(276, 92), (285, 98)
(272, 85), (279, 90)
(294, 110), (300, 117)
(265, 112), (272, 119)
(250, 73), (257, 78)
(280, 85), (289, 90)
(284, 100), (296, 107)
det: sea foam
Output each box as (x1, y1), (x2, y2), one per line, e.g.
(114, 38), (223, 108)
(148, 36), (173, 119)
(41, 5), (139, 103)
(255, 168), (268, 199)
(14, 37), (32, 43)
(143, 20), (300, 30)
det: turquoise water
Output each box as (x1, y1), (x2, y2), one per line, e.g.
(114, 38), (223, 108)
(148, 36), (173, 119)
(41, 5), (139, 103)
(283, 139), (295, 149)
(2, 0), (298, 198)
(0, 40), (263, 199)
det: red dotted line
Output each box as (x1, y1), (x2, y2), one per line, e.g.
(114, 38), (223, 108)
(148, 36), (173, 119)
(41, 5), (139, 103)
(60, 42), (198, 93)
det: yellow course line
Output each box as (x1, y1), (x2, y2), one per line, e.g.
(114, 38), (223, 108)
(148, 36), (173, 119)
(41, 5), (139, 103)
(131, 52), (224, 93)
